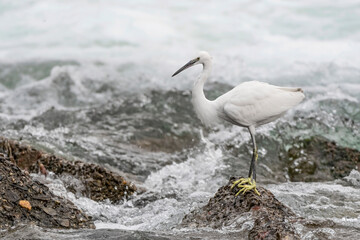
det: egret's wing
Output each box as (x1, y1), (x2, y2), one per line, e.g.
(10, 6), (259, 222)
(219, 81), (304, 126)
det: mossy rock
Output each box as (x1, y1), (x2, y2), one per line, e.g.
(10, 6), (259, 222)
(281, 136), (360, 182)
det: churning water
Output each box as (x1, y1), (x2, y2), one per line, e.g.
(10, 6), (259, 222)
(0, 0), (359, 239)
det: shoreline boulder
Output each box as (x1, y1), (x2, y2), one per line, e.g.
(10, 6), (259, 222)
(0, 155), (95, 229)
(0, 137), (137, 203)
(181, 177), (300, 240)
(282, 136), (360, 182)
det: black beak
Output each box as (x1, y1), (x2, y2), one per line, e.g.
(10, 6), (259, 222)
(172, 58), (199, 77)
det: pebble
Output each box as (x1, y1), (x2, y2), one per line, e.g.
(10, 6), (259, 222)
(3, 204), (13, 211)
(59, 219), (70, 228)
(19, 200), (32, 210)
(42, 207), (57, 216)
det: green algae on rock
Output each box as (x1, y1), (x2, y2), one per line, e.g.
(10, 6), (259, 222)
(282, 136), (360, 182)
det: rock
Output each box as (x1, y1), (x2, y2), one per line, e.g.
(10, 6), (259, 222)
(134, 133), (197, 153)
(58, 219), (70, 228)
(42, 207), (57, 216)
(85, 89), (201, 154)
(181, 177), (300, 240)
(0, 157), (95, 229)
(0, 137), (136, 203)
(19, 200), (31, 211)
(5, 191), (20, 203)
(281, 136), (360, 182)
(2, 204), (13, 211)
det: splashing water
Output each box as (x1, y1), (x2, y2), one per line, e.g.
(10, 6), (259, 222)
(0, 0), (360, 239)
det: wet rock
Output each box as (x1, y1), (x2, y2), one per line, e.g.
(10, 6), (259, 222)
(134, 132), (197, 153)
(42, 207), (57, 216)
(86, 89), (201, 153)
(19, 200), (31, 211)
(2, 204), (13, 211)
(32, 107), (78, 131)
(281, 136), (360, 182)
(0, 157), (94, 230)
(0, 137), (136, 203)
(181, 177), (300, 240)
(5, 190), (20, 203)
(58, 219), (70, 228)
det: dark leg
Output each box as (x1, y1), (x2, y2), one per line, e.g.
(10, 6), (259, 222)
(231, 125), (260, 196)
(248, 126), (258, 181)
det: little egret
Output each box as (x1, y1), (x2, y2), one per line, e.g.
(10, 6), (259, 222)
(172, 51), (305, 196)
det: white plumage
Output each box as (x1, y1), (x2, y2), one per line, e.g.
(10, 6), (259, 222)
(219, 81), (304, 127)
(172, 51), (305, 195)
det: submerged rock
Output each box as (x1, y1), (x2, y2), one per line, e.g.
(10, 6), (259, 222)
(127, 90), (201, 153)
(181, 177), (299, 240)
(0, 137), (136, 203)
(282, 136), (360, 182)
(0, 155), (94, 229)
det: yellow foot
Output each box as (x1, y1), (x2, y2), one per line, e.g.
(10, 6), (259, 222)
(231, 177), (260, 196)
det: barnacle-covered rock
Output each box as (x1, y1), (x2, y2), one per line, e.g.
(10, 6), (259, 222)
(282, 136), (360, 182)
(0, 137), (137, 203)
(181, 177), (300, 240)
(0, 156), (94, 229)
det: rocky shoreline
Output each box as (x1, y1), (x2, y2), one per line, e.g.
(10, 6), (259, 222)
(0, 137), (137, 230)
(0, 137), (137, 203)
(0, 135), (359, 237)
(0, 155), (94, 229)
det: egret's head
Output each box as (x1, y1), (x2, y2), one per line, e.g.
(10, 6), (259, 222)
(172, 51), (212, 77)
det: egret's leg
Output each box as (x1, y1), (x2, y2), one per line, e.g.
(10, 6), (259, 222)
(231, 126), (260, 196)
(248, 146), (258, 181)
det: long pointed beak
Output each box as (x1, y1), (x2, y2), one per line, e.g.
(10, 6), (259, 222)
(172, 58), (199, 77)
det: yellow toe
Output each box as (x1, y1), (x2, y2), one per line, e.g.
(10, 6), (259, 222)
(232, 177), (260, 196)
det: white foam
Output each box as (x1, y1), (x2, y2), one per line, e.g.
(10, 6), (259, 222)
(344, 170), (360, 187)
(1, 0), (360, 88)
(28, 135), (227, 231)
(145, 133), (227, 195)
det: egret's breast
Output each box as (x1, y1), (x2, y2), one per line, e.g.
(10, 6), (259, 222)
(191, 97), (220, 127)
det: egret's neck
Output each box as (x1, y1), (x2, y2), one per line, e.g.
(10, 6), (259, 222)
(191, 62), (216, 126)
(192, 63), (211, 99)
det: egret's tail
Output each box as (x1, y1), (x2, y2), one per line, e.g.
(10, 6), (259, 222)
(278, 87), (304, 93)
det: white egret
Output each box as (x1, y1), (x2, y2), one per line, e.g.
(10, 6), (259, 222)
(172, 51), (305, 196)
